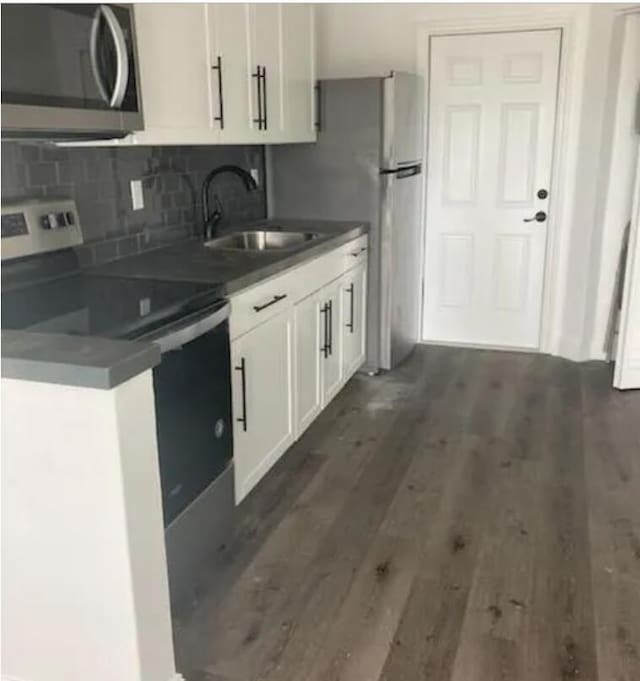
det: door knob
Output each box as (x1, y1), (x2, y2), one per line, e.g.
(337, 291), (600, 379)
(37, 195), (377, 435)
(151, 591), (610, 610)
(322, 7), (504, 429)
(523, 210), (547, 223)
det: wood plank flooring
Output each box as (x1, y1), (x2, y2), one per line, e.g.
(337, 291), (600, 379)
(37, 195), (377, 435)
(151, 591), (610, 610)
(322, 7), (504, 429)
(172, 346), (640, 681)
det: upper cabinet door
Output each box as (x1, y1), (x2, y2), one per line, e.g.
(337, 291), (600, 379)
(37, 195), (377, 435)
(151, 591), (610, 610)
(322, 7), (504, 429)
(249, 4), (283, 140)
(134, 4), (214, 132)
(281, 4), (316, 142)
(207, 3), (254, 142)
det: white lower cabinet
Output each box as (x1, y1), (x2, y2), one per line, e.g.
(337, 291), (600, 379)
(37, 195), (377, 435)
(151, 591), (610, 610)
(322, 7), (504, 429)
(231, 309), (294, 503)
(341, 264), (367, 378)
(294, 291), (323, 437)
(231, 235), (368, 502)
(318, 278), (344, 406)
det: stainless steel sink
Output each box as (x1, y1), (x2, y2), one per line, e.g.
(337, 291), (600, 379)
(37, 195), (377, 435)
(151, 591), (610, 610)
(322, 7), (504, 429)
(205, 230), (321, 251)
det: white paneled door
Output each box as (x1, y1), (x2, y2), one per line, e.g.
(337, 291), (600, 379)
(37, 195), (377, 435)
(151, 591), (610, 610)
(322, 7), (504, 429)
(423, 30), (561, 349)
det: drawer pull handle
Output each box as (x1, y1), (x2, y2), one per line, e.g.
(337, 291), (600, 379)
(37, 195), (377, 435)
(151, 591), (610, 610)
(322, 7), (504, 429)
(235, 357), (248, 432)
(253, 293), (287, 313)
(350, 247), (367, 257)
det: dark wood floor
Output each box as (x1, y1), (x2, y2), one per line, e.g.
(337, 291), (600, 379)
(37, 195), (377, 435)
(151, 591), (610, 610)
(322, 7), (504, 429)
(173, 346), (640, 681)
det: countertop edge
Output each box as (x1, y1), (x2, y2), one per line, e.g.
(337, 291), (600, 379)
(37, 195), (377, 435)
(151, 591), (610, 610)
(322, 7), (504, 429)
(1, 331), (161, 390)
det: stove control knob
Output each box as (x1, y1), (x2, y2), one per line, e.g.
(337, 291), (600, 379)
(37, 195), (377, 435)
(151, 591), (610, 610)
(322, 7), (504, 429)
(56, 212), (67, 227)
(65, 211), (75, 225)
(40, 213), (59, 230)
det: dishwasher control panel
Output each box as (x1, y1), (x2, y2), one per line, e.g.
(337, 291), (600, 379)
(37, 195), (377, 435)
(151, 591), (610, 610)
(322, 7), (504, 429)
(1, 198), (83, 261)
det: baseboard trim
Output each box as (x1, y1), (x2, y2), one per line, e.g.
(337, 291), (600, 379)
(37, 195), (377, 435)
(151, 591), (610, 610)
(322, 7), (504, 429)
(419, 339), (538, 354)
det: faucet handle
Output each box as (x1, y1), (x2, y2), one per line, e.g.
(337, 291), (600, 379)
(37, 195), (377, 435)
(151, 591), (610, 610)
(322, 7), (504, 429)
(212, 195), (223, 224)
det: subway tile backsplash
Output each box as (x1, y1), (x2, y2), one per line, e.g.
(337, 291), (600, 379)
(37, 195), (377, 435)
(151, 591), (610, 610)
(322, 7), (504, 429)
(1, 142), (266, 267)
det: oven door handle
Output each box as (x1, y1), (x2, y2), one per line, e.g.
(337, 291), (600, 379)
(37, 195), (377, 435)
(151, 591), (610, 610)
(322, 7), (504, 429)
(152, 303), (229, 354)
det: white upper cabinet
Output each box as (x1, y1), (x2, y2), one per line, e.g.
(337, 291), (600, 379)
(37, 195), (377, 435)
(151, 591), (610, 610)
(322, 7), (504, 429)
(207, 3), (253, 142)
(281, 4), (316, 142)
(130, 3), (316, 146)
(132, 4), (218, 144)
(249, 4), (283, 140)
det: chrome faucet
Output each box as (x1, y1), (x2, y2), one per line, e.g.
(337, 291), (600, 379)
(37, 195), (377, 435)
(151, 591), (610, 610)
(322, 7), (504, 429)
(201, 165), (258, 240)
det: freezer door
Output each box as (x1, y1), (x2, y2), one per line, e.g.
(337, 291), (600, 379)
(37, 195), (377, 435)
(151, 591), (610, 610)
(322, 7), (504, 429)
(382, 71), (424, 167)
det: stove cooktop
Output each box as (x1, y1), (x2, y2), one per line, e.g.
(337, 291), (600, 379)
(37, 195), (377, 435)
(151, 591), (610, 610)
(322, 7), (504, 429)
(1, 273), (224, 340)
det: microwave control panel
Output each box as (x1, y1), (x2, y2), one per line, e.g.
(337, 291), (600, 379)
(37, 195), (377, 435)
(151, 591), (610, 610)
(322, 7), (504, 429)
(1, 198), (84, 261)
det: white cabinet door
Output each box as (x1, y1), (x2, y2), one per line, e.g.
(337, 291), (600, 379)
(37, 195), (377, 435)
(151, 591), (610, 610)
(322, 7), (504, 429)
(231, 309), (294, 503)
(294, 291), (322, 437)
(281, 4), (316, 142)
(318, 279), (344, 405)
(133, 4), (214, 132)
(342, 264), (367, 379)
(208, 3), (254, 142)
(249, 4), (283, 140)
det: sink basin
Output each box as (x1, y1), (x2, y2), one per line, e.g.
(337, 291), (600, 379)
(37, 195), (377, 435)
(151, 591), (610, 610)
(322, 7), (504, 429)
(205, 230), (321, 251)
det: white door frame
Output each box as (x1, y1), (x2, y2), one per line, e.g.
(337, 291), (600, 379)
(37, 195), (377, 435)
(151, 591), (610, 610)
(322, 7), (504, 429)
(614, 150), (640, 389)
(416, 7), (587, 355)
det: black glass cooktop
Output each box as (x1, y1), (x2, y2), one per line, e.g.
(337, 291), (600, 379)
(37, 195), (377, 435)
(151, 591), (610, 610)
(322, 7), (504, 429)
(1, 273), (224, 340)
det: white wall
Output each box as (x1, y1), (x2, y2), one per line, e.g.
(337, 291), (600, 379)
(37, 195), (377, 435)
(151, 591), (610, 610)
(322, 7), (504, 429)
(317, 3), (586, 78)
(317, 2), (638, 360)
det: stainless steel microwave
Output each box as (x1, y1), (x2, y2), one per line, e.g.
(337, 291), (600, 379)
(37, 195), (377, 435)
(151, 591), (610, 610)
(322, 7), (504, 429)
(1, 3), (144, 139)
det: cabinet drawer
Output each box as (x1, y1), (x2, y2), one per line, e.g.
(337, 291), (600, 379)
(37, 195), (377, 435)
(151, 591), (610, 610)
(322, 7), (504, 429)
(340, 235), (369, 271)
(229, 270), (296, 340)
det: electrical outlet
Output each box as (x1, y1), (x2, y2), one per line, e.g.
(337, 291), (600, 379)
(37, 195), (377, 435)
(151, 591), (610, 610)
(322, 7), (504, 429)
(130, 180), (144, 211)
(250, 168), (260, 185)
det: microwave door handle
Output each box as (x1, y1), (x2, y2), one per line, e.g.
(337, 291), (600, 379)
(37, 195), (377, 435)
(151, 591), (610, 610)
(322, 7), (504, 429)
(89, 6), (110, 104)
(100, 5), (129, 109)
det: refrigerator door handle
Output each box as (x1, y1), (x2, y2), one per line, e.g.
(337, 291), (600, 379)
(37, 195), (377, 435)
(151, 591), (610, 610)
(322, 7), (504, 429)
(380, 163), (422, 178)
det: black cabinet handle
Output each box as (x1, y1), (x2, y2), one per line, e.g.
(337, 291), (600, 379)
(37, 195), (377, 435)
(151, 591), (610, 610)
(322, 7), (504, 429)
(262, 66), (268, 131)
(253, 293), (287, 312)
(252, 66), (263, 129)
(212, 56), (224, 129)
(327, 300), (333, 356)
(314, 81), (321, 131)
(320, 303), (328, 357)
(350, 247), (368, 258)
(346, 283), (355, 334)
(235, 358), (248, 432)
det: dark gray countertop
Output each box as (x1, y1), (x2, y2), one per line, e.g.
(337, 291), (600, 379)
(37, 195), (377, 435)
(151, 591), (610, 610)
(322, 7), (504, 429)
(1, 218), (367, 390)
(92, 218), (367, 293)
(1, 330), (161, 390)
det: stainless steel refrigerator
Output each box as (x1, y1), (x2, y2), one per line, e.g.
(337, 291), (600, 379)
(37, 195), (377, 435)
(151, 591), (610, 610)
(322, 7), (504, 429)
(268, 72), (424, 373)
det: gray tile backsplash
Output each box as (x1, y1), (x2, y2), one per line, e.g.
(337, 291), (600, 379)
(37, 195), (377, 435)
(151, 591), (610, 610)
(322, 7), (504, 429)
(1, 142), (266, 267)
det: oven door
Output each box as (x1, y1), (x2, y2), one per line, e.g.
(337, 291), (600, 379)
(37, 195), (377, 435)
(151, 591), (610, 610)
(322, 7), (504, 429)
(150, 302), (233, 527)
(1, 3), (143, 137)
